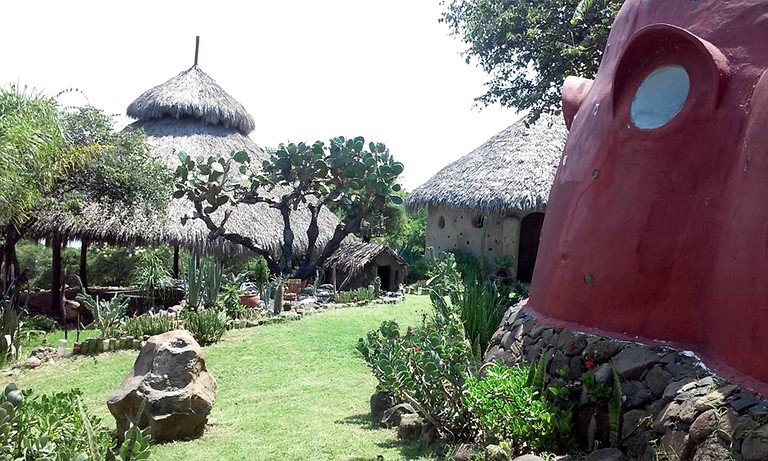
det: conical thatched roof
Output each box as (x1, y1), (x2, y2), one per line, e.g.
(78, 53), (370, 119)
(30, 65), (339, 258)
(406, 115), (567, 216)
(127, 66), (255, 134)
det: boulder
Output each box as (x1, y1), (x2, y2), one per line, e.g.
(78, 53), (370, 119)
(107, 330), (218, 442)
(381, 403), (415, 428)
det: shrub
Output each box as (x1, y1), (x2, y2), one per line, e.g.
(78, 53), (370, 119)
(123, 314), (179, 339)
(434, 277), (508, 356)
(19, 314), (58, 332)
(357, 312), (477, 441)
(336, 288), (374, 304)
(184, 309), (227, 346)
(132, 251), (174, 306)
(218, 283), (245, 319)
(1, 383), (113, 459)
(446, 249), (481, 281)
(424, 251), (463, 297)
(246, 256), (271, 298)
(77, 293), (127, 339)
(464, 362), (574, 454)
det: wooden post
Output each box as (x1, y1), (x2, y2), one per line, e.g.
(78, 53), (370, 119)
(79, 237), (89, 292)
(172, 244), (180, 279)
(331, 265), (337, 292)
(194, 36), (200, 67)
(50, 233), (63, 316)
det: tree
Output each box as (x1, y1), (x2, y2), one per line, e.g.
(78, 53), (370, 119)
(0, 86), (70, 290)
(0, 98), (170, 294)
(174, 136), (405, 279)
(440, 0), (624, 122)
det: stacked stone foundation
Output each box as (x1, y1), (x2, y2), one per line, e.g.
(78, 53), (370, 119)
(484, 305), (768, 461)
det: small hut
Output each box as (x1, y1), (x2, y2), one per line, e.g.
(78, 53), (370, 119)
(405, 115), (566, 283)
(323, 241), (407, 292)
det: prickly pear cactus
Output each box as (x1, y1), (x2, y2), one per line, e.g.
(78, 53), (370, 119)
(0, 383), (23, 448)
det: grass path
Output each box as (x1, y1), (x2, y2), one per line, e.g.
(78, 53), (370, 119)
(3, 296), (436, 461)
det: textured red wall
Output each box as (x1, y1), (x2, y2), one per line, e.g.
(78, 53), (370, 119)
(528, 0), (768, 392)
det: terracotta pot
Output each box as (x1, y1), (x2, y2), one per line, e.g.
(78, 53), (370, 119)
(239, 294), (260, 308)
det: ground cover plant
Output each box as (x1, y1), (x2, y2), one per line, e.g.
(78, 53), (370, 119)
(1, 297), (434, 461)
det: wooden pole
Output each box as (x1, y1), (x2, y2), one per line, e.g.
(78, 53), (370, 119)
(173, 244), (180, 279)
(194, 36), (200, 67)
(79, 237), (89, 292)
(50, 233), (63, 316)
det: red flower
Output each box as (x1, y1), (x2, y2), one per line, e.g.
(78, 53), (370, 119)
(413, 347), (420, 353)
(585, 360), (595, 369)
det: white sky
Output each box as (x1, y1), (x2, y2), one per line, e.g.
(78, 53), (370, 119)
(0, 1), (519, 191)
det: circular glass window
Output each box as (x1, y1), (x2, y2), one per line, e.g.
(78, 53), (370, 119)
(630, 65), (690, 130)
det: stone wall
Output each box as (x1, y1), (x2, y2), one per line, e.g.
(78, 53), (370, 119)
(426, 205), (522, 276)
(485, 305), (768, 461)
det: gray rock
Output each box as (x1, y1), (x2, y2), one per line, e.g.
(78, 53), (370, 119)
(689, 409), (717, 444)
(593, 363), (612, 383)
(693, 433), (733, 461)
(611, 345), (659, 380)
(643, 365), (673, 397)
(569, 355), (584, 379)
(731, 393), (761, 412)
(622, 409), (650, 440)
(25, 356), (42, 369)
(512, 455), (546, 461)
(397, 413), (423, 440)
(742, 423), (768, 461)
(622, 380), (653, 409)
(563, 334), (589, 356)
(380, 403), (415, 428)
(550, 351), (571, 376)
(107, 330), (218, 442)
(501, 331), (516, 349)
(370, 391), (394, 419)
(659, 429), (693, 461)
(663, 378), (697, 402)
(452, 443), (481, 461)
(541, 328), (555, 344)
(556, 329), (575, 349)
(582, 340), (625, 362)
(585, 448), (626, 461)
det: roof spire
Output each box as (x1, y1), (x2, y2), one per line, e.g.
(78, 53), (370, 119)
(194, 36), (200, 67)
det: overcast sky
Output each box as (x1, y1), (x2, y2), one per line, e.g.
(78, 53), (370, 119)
(0, 1), (519, 190)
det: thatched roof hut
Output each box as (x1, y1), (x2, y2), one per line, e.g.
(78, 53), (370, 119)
(323, 241), (407, 291)
(405, 115), (566, 283)
(406, 114), (567, 216)
(33, 66), (338, 258)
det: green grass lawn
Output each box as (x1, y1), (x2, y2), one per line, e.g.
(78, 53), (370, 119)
(2, 295), (436, 461)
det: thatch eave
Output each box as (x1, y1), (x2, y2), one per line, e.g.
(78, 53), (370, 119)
(405, 115), (567, 217)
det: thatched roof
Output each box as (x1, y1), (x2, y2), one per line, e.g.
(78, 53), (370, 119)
(406, 114), (567, 216)
(30, 66), (339, 258)
(127, 66), (255, 135)
(324, 241), (407, 277)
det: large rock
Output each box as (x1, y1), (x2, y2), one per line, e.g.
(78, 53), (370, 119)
(107, 330), (218, 442)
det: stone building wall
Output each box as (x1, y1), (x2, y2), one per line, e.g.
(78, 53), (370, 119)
(485, 304), (768, 461)
(426, 204), (521, 277)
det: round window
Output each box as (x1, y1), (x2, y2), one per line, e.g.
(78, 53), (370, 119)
(630, 65), (690, 130)
(438, 216), (446, 229)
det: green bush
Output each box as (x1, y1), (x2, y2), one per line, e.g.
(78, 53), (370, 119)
(184, 309), (227, 346)
(246, 256), (271, 298)
(19, 314), (58, 332)
(123, 314), (179, 339)
(357, 312), (476, 441)
(0, 383), (151, 460)
(434, 277), (508, 356)
(464, 362), (573, 454)
(1, 384), (113, 459)
(424, 251), (463, 297)
(336, 288), (374, 304)
(446, 249), (481, 281)
(131, 251), (174, 306)
(77, 293), (127, 339)
(218, 283), (245, 320)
